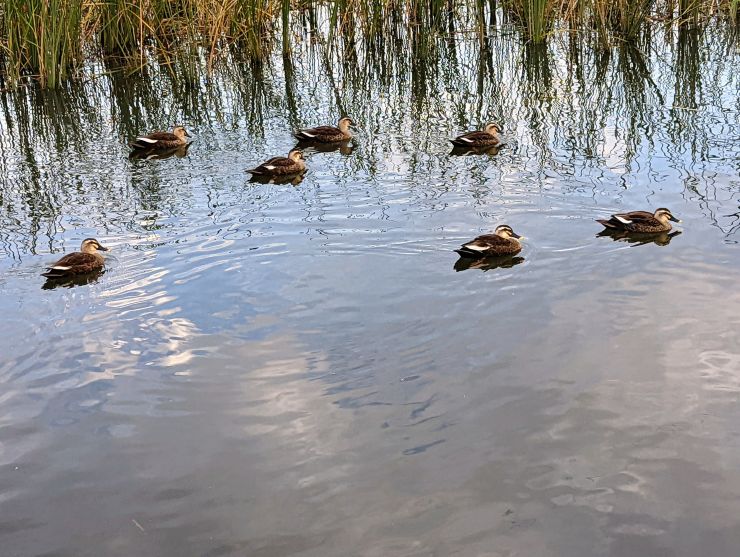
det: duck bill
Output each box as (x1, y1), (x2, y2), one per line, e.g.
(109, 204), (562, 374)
(511, 233), (523, 239)
(185, 131), (192, 138)
(98, 245), (110, 251)
(669, 216), (681, 223)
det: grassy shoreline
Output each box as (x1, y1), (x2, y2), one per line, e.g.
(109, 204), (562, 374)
(0, 0), (738, 88)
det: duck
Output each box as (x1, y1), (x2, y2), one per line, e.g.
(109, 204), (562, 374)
(294, 117), (354, 143)
(596, 208), (680, 234)
(450, 123), (502, 147)
(247, 149), (306, 177)
(455, 225), (524, 258)
(41, 238), (109, 278)
(130, 126), (191, 150)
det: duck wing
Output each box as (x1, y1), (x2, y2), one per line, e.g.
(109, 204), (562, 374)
(294, 125), (344, 141)
(450, 130), (495, 145)
(142, 131), (179, 142)
(42, 252), (101, 277)
(247, 156), (296, 174)
(299, 125), (340, 135)
(130, 131), (181, 149)
(598, 211), (657, 230)
(455, 234), (513, 257)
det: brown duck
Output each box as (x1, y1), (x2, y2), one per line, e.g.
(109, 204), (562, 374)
(455, 225), (524, 258)
(294, 117), (354, 143)
(247, 150), (306, 177)
(450, 123), (502, 147)
(41, 238), (109, 278)
(130, 126), (191, 150)
(597, 208), (680, 234)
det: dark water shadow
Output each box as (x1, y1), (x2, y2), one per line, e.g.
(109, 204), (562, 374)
(294, 140), (355, 156)
(41, 270), (105, 290)
(449, 143), (503, 157)
(596, 229), (682, 247)
(248, 172), (306, 186)
(454, 255), (525, 272)
(128, 143), (192, 161)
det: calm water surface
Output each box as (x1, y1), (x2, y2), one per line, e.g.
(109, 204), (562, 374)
(1, 25), (739, 557)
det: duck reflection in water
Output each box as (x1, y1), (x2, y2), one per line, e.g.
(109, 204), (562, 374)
(128, 143), (191, 161)
(449, 143), (503, 157)
(42, 270), (105, 290)
(248, 172), (305, 186)
(454, 255), (525, 272)
(294, 139), (355, 156)
(597, 229), (682, 247)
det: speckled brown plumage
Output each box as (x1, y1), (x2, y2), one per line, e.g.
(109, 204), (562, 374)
(247, 150), (306, 177)
(450, 123), (502, 147)
(597, 208), (680, 234)
(294, 117), (354, 143)
(455, 225), (523, 258)
(130, 126), (191, 150)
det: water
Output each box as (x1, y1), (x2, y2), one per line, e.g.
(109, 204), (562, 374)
(0, 25), (739, 557)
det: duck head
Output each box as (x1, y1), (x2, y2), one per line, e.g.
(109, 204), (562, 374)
(484, 123), (503, 136)
(81, 238), (109, 254)
(495, 224), (523, 241)
(654, 208), (681, 224)
(338, 117), (355, 133)
(173, 126), (192, 140)
(288, 149), (306, 163)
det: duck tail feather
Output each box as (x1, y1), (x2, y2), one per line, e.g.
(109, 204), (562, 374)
(454, 248), (483, 259)
(596, 219), (617, 229)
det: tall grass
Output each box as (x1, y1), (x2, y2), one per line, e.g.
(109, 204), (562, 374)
(504, 0), (552, 42)
(594, 0), (655, 44)
(98, 0), (143, 58)
(0, 0), (737, 88)
(3, 0), (83, 87)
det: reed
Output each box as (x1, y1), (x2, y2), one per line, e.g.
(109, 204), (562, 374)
(503, 0), (554, 43)
(731, 0), (740, 24)
(97, 0), (143, 58)
(3, 0), (83, 87)
(593, 0), (655, 43)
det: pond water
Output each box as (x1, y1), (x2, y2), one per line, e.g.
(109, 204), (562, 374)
(0, 24), (739, 557)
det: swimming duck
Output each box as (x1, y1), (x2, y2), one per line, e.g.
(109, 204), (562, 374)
(596, 208), (680, 234)
(294, 117), (354, 143)
(450, 123), (502, 147)
(41, 238), (109, 278)
(455, 225), (524, 258)
(247, 149), (306, 177)
(130, 126), (191, 150)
